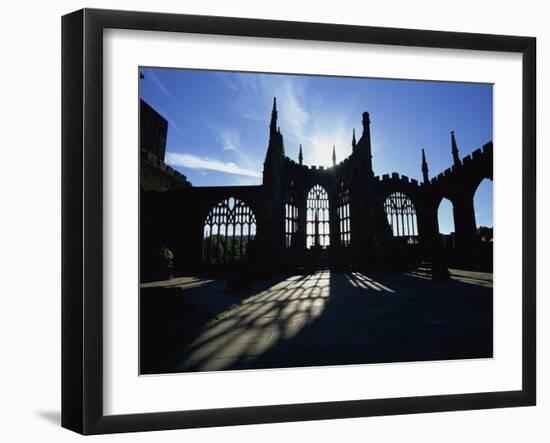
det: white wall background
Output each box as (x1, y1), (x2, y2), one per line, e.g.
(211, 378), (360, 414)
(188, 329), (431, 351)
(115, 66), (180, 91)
(0, 0), (546, 441)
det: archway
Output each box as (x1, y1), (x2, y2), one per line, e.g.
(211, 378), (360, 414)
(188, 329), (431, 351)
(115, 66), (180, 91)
(202, 197), (257, 264)
(306, 185), (330, 249)
(384, 192), (418, 243)
(473, 178), (493, 242)
(437, 197), (455, 247)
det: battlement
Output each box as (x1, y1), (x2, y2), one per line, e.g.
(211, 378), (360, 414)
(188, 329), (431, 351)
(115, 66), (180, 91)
(379, 172), (420, 187)
(429, 141), (492, 186)
(472, 148), (483, 159)
(284, 154), (354, 172)
(141, 149), (191, 189)
(284, 156), (334, 171)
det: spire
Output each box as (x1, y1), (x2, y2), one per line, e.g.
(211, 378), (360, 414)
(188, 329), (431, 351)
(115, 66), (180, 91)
(269, 97), (277, 138)
(362, 112), (370, 134)
(421, 148), (429, 183)
(332, 145), (337, 167)
(361, 112), (372, 158)
(451, 130), (461, 166)
(352, 128), (357, 151)
(298, 144), (303, 165)
(265, 97), (284, 162)
(355, 111), (374, 174)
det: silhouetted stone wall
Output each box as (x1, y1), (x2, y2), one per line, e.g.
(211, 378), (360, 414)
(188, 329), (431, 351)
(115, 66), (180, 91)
(140, 149), (191, 192)
(139, 102), (493, 280)
(140, 99), (168, 161)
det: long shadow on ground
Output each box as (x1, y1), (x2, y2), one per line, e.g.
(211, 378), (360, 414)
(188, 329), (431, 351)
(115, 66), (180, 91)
(140, 276), (285, 373)
(140, 271), (492, 374)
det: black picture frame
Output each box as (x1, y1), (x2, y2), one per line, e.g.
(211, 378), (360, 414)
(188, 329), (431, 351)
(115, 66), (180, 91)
(61, 8), (536, 435)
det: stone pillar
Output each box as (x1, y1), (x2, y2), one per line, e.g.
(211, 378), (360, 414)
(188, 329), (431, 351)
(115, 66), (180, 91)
(329, 193), (339, 248)
(349, 188), (361, 250)
(297, 191), (308, 250)
(256, 194), (284, 275)
(452, 194), (477, 249)
(417, 203), (439, 253)
(415, 197), (449, 280)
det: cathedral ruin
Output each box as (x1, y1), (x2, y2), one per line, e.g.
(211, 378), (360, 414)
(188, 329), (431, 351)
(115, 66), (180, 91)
(140, 98), (493, 281)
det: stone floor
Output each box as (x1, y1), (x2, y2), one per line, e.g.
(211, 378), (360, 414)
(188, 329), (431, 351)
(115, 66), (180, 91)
(140, 269), (493, 374)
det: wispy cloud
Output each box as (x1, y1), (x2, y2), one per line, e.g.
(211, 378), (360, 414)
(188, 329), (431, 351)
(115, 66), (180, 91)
(166, 152), (262, 178)
(144, 100), (184, 136)
(149, 71), (176, 101)
(217, 128), (260, 170)
(216, 72), (240, 92)
(227, 73), (356, 166)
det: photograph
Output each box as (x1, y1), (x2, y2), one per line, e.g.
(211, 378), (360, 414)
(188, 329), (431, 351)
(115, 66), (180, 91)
(138, 68), (494, 375)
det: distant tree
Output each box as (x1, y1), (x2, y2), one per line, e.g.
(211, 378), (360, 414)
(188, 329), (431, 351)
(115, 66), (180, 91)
(203, 234), (255, 263)
(476, 226), (493, 242)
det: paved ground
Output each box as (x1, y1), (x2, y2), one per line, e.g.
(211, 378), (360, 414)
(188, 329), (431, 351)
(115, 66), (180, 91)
(140, 270), (493, 374)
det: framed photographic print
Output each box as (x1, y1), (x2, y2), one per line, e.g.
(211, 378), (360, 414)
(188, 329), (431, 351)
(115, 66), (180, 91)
(61, 8), (536, 435)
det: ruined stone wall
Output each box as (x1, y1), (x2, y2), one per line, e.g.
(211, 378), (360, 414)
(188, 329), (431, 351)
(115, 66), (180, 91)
(140, 150), (191, 192)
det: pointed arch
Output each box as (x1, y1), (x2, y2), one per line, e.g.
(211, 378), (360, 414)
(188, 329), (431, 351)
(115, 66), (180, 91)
(306, 185), (330, 249)
(437, 197), (455, 248)
(437, 198), (455, 234)
(337, 181), (351, 247)
(202, 197), (257, 264)
(384, 192), (418, 243)
(473, 178), (493, 242)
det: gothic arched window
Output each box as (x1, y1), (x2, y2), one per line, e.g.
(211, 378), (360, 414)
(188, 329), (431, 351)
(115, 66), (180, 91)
(285, 181), (299, 248)
(384, 192), (418, 242)
(202, 197), (257, 264)
(306, 185), (330, 249)
(337, 182), (351, 247)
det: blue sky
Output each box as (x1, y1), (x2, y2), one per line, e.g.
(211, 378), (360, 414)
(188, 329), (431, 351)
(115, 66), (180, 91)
(139, 67), (493, 233)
